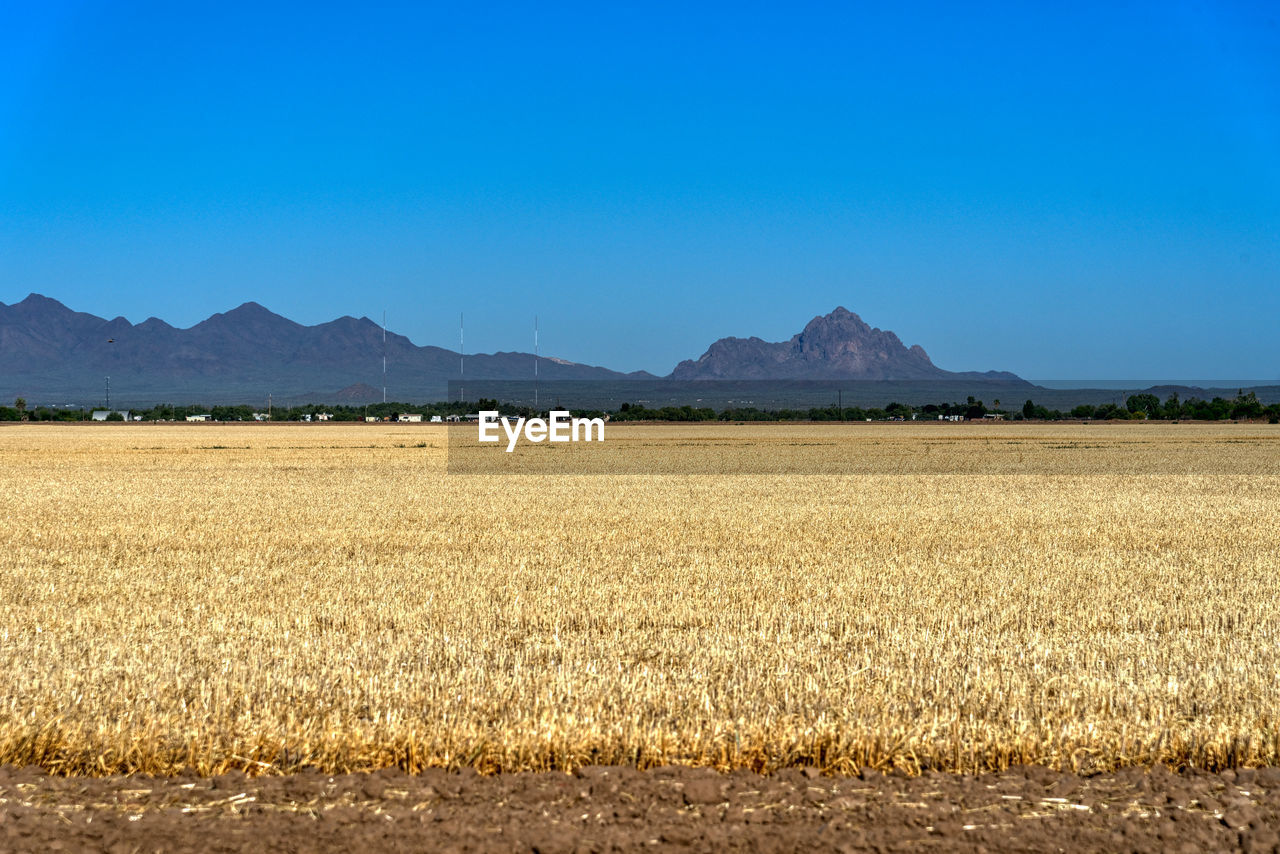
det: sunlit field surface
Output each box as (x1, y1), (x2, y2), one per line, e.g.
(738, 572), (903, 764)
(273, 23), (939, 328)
(0, 423), (1277, 776)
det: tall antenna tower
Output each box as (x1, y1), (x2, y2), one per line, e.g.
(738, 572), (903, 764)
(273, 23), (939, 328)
(459, 312), (465, 402)
(534, 315), (539, 408)
(381, 310), (387, 404)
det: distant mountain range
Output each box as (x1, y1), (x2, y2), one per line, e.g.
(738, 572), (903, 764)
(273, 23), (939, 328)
(0, 294), (1026, 405)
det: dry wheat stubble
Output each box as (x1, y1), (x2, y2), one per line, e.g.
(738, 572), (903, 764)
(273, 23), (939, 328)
(0, 422), (1276, 775)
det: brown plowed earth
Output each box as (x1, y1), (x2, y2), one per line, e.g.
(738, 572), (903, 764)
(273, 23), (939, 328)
(2, 764), (1280, 853)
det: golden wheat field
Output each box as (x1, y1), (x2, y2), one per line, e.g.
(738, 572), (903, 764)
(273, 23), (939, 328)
(0, 422), (1278, 777)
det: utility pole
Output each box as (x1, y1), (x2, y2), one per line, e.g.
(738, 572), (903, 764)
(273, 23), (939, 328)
(838, 389), (842, 421)
(268, 393), (272, 421)
(105, 376), (110, 410)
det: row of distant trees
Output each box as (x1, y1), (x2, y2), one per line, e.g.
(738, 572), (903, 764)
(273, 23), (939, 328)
(2, 390), (1277, 423)
(606, 391), (1279, 423)
(1026, 391), (1275, 422)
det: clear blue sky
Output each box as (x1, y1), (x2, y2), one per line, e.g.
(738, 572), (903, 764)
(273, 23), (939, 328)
(2, 1), (1277, 379)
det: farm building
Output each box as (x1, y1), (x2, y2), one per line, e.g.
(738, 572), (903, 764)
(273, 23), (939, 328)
(186, 414), (211, 422)
(91, 410), (131, 421)
(397, 413), (423, 423)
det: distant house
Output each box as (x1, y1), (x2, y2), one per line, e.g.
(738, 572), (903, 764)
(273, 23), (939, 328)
(445, 414), (462, 423)
(91, 410), (131, 421)
(397, 413), (423, 423)
(364, 416), (380, 423)
(186, 414), (211, 422)
(429, 415), (443, 423)
(252, 412), (269, 421)
(316, 412), (333, 421)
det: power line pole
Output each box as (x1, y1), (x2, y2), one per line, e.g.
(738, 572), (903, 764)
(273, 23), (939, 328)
(105, 376), (110, 410)
(382, 310), (387, 404)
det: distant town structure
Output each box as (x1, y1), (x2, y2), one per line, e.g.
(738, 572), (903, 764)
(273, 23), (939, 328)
(397, 413), (423, 423)
(185, 414), (211, 422)
(91, 410), (131, 421)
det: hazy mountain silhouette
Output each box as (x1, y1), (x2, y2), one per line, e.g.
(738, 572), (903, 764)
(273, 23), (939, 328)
(0, 294), (652, 405)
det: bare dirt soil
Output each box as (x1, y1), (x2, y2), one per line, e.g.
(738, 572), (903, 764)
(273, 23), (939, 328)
(3, 765), (1280, 853)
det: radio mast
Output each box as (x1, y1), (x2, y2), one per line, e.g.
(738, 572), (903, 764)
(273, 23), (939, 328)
(534, 315), (539, 408)
(381, 310), (387, 404)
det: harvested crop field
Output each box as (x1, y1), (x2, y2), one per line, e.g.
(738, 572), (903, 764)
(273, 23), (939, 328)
(2, 422), (1278, 780)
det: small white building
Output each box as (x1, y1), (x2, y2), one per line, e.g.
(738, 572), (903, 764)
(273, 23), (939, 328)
(316, 412), (333, 421)
(91, 410), (131, 421)
(397, 413), (423, 423)
(429, 415), (443, 423)
(186, 414), (211, 422)
(252, 412), (269, 421)
(364, 415), (381, 422)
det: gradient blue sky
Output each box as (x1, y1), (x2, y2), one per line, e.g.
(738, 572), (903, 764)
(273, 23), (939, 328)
(1, 1), (1277, 378)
